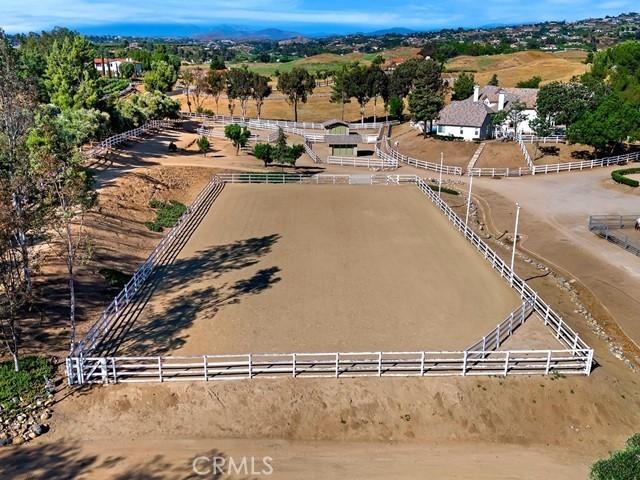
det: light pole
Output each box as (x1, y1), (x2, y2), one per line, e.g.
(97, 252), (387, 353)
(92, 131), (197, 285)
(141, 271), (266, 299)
(438, 152), (443, 197)
(510, 202), (521, 284)
(465, 175), (474, 229)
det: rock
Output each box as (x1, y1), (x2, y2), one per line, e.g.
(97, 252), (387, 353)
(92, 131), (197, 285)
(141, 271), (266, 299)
(27, 431), (36, 440)
(39, 411), (50, 422)
(30, 424), (44, 436)
(0, 437), (12, 447)
(12, 436), (25, 446)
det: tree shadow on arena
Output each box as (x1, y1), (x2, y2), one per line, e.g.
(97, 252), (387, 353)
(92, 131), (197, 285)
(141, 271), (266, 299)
(0, 441), (244, 480)
(98, 234), (282, 357)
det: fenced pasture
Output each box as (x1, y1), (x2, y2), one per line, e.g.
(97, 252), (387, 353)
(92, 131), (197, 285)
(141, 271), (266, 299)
(67, 171), (593, 385)
(589, 215), (640, 257)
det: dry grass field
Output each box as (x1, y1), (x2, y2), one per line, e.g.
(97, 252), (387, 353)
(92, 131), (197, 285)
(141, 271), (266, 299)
(446, 50), (589, 87)
(114, 184), (536, 356)
(177, 85), (391, 123)
(223, 46), (421, 78)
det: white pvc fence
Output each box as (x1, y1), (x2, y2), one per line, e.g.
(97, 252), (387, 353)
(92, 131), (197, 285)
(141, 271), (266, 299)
(379, 139), (464, 175)
(85, 120), (176, 159)
(469, 151), (639, 177)
(71, 175), (225, 357)
(68, 348), (591, 384)
(517, 135), (535, 170)
(67, 172), (593, 384)
(327, 156), (396, 170)
(182, 112), (398, 131)
(518, 135), (567, 144)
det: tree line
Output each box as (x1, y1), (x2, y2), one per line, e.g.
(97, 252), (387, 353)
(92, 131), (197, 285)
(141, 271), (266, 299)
(0, 28), (181, 372)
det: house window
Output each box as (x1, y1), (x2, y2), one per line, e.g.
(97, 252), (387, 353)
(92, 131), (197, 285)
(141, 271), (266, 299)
(460, 128), (464, 135)
(437, 125), (444, 134)
(475, 128), (480, 137)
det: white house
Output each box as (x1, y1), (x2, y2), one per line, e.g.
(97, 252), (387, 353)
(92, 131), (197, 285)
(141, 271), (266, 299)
(93, 58), (142, 77)
(433, 85), (539, 141)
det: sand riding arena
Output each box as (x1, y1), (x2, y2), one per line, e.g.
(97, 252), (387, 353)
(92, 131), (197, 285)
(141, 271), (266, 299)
(66, 128), (594, 385)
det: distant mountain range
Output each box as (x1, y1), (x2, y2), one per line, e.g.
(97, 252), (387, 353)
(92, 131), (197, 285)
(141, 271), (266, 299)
(78, 23), (415, 40)
(194, 25), (303, 41)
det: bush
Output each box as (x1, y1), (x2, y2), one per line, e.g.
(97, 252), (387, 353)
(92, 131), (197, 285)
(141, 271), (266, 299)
(427, 183), (460, 196)
(145, 200), (187, 232)
(0, 357), (55, 414)
(196, 136), (210, 156)
(99, 268), (132, 289)
(612, 168), (640, 187)
(590, 433), (640, 480)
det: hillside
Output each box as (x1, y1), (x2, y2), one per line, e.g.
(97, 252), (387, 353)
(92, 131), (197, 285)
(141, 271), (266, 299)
(445, 50), (589, 87)
(229, 46), (421, 78)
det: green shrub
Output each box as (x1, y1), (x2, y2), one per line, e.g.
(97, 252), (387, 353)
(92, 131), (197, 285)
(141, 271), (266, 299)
(0, 356), (55, 414)
(99, 268), (132, 289)
(146, 200), (187, 232)
(612, 168), (640, 187)
(590, 435), (640, 480)
(427, 183), (460, 195)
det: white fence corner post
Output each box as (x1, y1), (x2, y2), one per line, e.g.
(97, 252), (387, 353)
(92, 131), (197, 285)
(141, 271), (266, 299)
(503, 351), (510, 376)
(248, 353), (253, 379)
(335, 353), (340, 378)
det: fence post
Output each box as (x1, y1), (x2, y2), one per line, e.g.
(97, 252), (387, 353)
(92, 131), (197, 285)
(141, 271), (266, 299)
(335, 353), (340, 378)
(101, 357), (108, 384)
(292, 353), (297, 377)
(462, 351), (467, 376)
(203, 355), (208, 381)
(584, 350), (594, 375)
(545, 351), (552, 375)
(378, 352), (382, 377)
(158, 357), (163, 383)
(420, 352), (425, 376)
(248, 353), (253, 379)
(503, 351), (510, 376)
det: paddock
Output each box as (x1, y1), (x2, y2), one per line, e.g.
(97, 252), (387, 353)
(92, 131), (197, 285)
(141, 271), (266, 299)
(108, 184), (535, 357)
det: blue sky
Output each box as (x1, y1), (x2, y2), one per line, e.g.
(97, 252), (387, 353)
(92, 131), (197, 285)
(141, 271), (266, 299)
(1, 0), (636, 35)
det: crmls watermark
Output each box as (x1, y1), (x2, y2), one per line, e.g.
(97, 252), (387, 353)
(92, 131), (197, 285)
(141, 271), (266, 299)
(192, 456), (274, 477)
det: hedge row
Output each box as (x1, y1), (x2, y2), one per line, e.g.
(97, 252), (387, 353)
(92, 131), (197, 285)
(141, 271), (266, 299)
(612, 168), (640, 188)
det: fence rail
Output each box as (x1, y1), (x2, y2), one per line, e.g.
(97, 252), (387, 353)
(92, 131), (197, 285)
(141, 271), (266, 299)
(68, 348), (592, 384)
(85, 120), (176, 159)
(380, 139), (464, 175)
(327, 156), (396, 170)
(71, 175), (225, 357)
(182, 112), (398, 131)
(67, 172), (593, 384)
(589, 214), (640, 257)
(518, 135), (567, 144)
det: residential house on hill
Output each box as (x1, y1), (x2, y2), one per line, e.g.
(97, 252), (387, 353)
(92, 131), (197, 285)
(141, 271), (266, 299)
(93, 58), (142, 77)
(433, 85), (539, 141)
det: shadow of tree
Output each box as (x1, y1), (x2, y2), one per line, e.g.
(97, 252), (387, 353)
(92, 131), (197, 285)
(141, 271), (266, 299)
(98, 234), (281, 357)
(0, 442), (255, 479)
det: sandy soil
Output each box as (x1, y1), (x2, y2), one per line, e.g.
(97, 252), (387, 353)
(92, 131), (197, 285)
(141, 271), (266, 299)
(114, 184), (527, 356)
(476, 141), (529, 170)
(391, 123), (479, 168)
(526, 142), (596, 165)
(473, 168), (640, 355)
(5, 126), (640, 479)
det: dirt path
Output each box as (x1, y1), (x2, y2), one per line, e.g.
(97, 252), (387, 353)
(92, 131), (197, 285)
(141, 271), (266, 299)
(473, 168), (640, 351)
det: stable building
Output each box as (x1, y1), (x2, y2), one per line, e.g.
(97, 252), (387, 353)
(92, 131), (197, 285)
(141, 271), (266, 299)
(322, 120), (360, 157)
